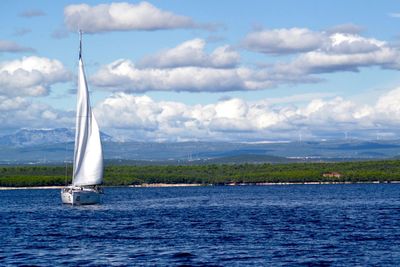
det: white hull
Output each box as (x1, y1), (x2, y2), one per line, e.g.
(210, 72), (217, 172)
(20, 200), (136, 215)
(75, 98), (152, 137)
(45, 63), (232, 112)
(61, 186), (101, 205)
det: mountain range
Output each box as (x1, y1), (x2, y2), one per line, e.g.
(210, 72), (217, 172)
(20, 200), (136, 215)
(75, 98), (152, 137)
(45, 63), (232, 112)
(0, 128), (112, 147)
(0, 128), (400, 165)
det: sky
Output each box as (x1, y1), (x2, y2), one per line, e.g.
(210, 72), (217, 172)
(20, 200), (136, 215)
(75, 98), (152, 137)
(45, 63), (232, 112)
(2, 0), (400, 142)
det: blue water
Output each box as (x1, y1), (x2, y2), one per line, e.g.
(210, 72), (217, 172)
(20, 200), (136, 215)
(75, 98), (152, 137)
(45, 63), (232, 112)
(1, 184), (400, 266)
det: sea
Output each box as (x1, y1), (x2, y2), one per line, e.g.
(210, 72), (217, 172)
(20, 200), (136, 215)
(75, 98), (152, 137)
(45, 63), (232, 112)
(1, 184), (400, 266)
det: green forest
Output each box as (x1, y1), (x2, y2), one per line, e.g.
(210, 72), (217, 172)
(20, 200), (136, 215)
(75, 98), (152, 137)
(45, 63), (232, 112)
(1, 160), (400, 187)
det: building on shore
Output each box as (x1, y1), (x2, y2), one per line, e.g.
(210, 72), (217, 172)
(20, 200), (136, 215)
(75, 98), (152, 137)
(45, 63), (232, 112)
(322, 172), (342, 178)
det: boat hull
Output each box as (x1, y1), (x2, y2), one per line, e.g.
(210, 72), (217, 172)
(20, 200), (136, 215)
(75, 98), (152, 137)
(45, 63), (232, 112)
(61, 187), (101, 205)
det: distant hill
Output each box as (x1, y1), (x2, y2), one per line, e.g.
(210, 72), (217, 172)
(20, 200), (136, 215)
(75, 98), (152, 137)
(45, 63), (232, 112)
(104, 154), (297, 166)
(0, 128), (113, 147)
(1, 128), (400, 165)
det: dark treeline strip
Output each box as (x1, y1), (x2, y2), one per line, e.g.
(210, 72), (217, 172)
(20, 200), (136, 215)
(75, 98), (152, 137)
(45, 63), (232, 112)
(1, 160), (400, 187)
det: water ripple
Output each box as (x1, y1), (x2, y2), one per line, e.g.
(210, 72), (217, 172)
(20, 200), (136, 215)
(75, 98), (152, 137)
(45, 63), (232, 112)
(1, 184), (400, 265)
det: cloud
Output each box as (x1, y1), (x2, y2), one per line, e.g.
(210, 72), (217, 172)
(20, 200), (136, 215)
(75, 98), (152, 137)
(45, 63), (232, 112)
(64, 2), (197, 33)
(242, 27), (388, 58)
(0, 40), (34, 53)
(242, 28), (326, 54)
(375, 87), (400, 125)
(0, 56), (71, 97)
(95, 94), (160, 130)
(91, 29), (400, 93)
(90, 38), (322, 93)
(92, 88), (400, 141)
(327, 33), (384, 54)
(244, 29), (399, 77)
(0, 96), (71, 129)
(138, 38), (240, 68)
(19, 9), (46, 18)
(3, 87), (400, 142)
(389, 13), (400, 18)
(91, 60), (255, 92)
(94, 92), (262, 141)
(278, 33), (398, 74)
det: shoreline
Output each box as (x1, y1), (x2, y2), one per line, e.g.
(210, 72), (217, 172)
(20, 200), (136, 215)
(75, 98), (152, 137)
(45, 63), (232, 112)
(130, 183), (204, 187)
(1, 181), (399, 190)
(0, 186), (64, 190)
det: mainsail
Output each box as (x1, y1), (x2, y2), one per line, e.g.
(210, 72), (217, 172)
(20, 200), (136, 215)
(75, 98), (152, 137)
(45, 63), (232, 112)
(72, 33), (103, 186)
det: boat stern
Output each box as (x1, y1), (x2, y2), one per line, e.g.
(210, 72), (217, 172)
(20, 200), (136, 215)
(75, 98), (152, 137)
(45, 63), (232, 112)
(61, 188), (73, 204)
(61, 187), (100, 205)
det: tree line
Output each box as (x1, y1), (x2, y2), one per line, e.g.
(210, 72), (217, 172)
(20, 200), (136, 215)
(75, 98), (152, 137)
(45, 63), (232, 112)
(1, 160), (400, 187)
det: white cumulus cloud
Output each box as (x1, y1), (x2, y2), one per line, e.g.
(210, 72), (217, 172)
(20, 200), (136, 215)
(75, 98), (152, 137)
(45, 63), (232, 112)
(90, 37), (323, 93)
(243, 27), (326, 54)
(375, 87), (400, 125)
(285, 37), (397, 74)
(139, 38), (240, 68)
(270, 32), (400, 75)
(96, 27), (400, 94)
(91, 59), (271, 92)
(64, 2), (196, 33)
(0, 56), (71, 96)
(88, 30), (400, 93)
(3, 87), (400, 142)
(91, 88), (400, 141)
(0, 96), (72, 129)
(243, 27), (400, 75)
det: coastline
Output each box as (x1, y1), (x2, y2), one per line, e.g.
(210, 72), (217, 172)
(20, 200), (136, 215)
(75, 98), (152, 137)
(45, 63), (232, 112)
(0, 186), (64, 190)
(1, 181), (399, 190)
(130, 183), (204, 187)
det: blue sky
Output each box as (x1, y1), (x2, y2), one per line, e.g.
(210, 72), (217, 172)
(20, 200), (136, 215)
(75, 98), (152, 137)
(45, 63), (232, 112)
(1, 1), (400, 141)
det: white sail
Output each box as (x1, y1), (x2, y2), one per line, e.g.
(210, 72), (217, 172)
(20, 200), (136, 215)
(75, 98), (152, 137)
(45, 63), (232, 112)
(72, 37), (103, 186)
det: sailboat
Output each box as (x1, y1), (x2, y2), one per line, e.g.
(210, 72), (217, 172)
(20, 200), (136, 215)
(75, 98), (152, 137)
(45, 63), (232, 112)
(61, 31), (104, 205)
